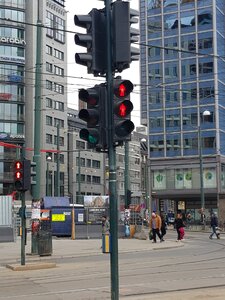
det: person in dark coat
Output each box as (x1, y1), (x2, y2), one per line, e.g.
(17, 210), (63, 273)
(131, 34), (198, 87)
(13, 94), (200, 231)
(160, 212), (167, 241)
(209, 212), (219, 239)
(175, 212), (185, 241)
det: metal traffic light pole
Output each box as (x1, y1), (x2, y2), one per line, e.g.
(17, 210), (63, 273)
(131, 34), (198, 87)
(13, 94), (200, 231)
(105, 0), (119, 299)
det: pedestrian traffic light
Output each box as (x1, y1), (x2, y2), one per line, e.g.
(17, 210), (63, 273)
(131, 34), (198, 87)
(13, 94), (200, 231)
(78, 84), (107, 150)
(113, 79), (134, 144)
(14, 159), (31, 192)
(74, 8), (107, 76)
(111, 1), (139, 72)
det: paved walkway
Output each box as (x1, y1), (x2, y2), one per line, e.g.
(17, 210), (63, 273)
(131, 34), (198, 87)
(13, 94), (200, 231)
(0, 233), (183, 266)
(1, 233), (225, 299)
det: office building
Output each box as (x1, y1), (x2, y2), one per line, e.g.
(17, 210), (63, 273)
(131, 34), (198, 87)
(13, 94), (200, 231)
(0, 0), (26, 195)
(26, 0), (68, 197)
(140, 0), (225, 222)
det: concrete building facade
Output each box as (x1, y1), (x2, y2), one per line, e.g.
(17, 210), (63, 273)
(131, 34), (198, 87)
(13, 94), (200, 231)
(25, 0), (68, 197)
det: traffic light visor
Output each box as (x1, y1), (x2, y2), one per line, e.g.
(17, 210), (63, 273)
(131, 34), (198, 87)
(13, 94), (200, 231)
(79, 89), (98, 106)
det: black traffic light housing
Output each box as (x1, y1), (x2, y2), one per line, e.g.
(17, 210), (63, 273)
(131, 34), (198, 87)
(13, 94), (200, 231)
(14, 159), (31, 192)
(113, 78), (134, 144)
(74, 8), (107, 76)
(112, 1), (139, 72)
(78, 84), (107, 151)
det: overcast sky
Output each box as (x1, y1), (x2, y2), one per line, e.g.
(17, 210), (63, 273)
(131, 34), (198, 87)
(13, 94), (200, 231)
(65, 0), (141, 127)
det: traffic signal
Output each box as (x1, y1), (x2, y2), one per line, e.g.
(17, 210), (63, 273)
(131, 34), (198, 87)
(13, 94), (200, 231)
(78, 84), (107, 150)
(14, 159), (31, 191)
(30, 160), (37, 186)
(74, 8), (107, 76)
(112, 1), (140, 72)
(126, 189), (132, 208)
(113, 79), (134, 144)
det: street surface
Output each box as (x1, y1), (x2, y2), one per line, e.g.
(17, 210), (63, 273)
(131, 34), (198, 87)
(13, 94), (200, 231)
(0, 229), (225, 299)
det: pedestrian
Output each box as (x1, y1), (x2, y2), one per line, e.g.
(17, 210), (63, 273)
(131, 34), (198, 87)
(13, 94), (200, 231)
(209, 212), (220, 239)
(149, 212), (163, 243)
(102, 215), (110, 236)
(160, 212), (167, 241)
(175, 212), (185, 241)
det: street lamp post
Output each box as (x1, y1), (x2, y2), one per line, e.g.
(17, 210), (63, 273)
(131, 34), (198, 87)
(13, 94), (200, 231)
(198, 110), (211, 227)
(46, 155), (52, 196)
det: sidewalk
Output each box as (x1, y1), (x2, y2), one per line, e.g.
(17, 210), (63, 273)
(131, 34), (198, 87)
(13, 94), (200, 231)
(0, 234), (183, 267)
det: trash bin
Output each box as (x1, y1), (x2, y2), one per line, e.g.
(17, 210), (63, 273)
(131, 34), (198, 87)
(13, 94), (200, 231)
(102, 234), (110, 253)
(37, 230), (52, 256)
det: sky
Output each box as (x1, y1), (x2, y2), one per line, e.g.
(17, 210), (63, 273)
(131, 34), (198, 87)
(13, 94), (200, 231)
(65, 0), (141, 127)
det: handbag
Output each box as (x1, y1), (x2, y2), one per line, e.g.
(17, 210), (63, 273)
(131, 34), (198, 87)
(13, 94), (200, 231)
(149, 230), (153, 240)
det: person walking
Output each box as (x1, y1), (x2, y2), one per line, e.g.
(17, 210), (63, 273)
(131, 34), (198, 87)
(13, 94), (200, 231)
(160, 212), (167, 241)
(149, 212), (162, 243)
(102, 215), (110, 236)
(209, 212), (220, 239)
(175, 212), (185, 241)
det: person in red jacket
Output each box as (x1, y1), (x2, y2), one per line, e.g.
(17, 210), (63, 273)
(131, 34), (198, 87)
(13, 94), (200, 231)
(149, 212), (163, 243)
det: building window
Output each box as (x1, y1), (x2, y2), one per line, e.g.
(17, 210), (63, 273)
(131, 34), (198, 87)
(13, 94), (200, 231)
(54, 136), (64, 146)
(46, 80), (53, 90)
(46, 134), (53, 144)
(54, 66), (64, 76)
(54, 118), (64, 128)
(55, 16), (65, 43)
(46, 11), (54, 37)
(87, 159), (91, 167)
(54, 101), (64, 111)
(54, 48), (64, 60)
(46, 45), (52, 55)
(54, 83), (64, 94)
(76, 174), (85, 182)
(92, 160), (100, 169)
(46, 116), (52, 126)
(46, 62), (53, 73)
(87, 175), (91, 183)
(76, 157), (85, 167)
(46, 97), (53, 108)
(92, 176), (100, 184)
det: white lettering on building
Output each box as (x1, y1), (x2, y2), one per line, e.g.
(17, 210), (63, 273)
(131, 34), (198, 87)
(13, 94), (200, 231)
(0, 37), (26, 46)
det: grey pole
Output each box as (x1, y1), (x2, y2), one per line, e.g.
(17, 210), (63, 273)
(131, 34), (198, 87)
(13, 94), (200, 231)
(124, 141), (129, 208)
(32, 0), (42, 254)
(56, 124), (60, 196)
(198, 125), (205, 226)
(105, 0), (119, 298)
(78, 149), (81, 203)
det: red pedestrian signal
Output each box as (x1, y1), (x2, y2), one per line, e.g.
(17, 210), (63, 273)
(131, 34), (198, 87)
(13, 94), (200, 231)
(113, 79), (134, 144)
(15, 171), (22, 180)
(14, 159), (31, 192)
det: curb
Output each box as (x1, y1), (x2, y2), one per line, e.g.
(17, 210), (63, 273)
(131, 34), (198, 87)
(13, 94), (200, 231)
(6, 262), (56, 271)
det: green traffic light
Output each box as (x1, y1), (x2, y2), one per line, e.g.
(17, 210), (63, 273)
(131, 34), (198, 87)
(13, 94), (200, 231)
(88, 134), (97, 144)
(80, 128), (98, 145)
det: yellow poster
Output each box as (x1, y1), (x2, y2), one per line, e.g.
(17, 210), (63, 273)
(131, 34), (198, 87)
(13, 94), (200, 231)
(52, 214), (65, 222)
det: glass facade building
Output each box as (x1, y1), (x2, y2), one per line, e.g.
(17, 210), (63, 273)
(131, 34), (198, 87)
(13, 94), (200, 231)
(140, 0), (225, 221)
(0, 0), (26, 194)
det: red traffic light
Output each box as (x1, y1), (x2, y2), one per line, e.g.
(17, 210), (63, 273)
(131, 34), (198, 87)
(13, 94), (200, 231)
(115, 100), (133, 118)
(15, 171), (22, 180)
(15, 161), (22, 170)
(114, 80), (133, 98)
